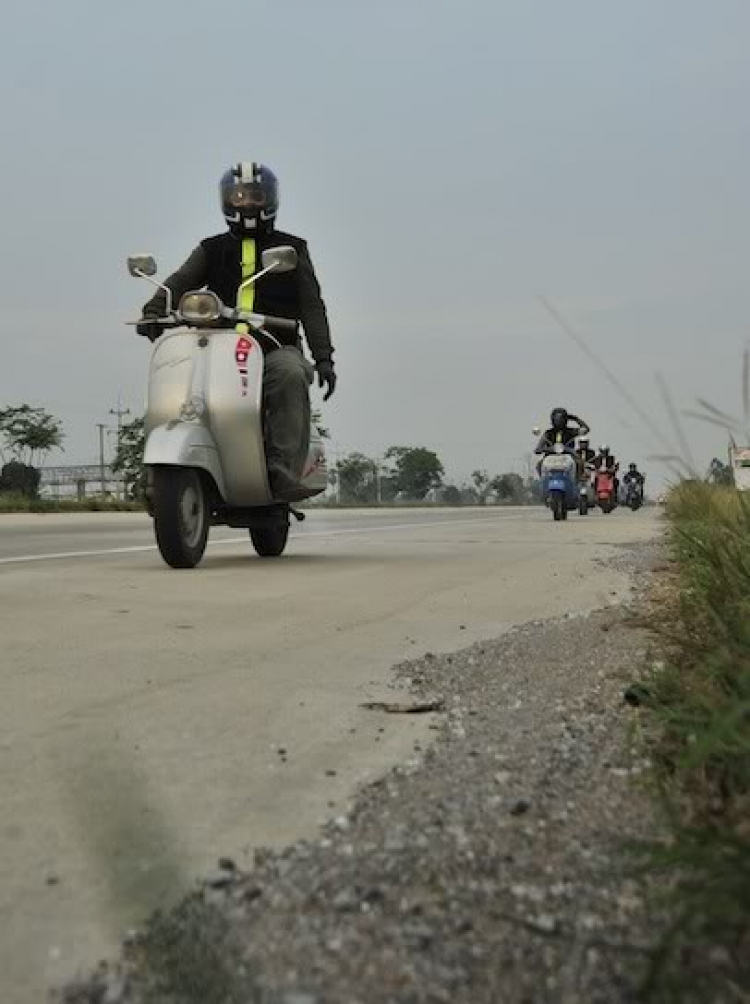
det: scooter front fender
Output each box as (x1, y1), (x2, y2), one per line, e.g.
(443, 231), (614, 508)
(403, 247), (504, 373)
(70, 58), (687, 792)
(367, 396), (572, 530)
(144, 423), (227, 500)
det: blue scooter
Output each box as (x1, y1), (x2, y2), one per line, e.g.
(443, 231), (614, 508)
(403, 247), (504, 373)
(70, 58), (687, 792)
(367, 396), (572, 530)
(538, 444), (580, 522)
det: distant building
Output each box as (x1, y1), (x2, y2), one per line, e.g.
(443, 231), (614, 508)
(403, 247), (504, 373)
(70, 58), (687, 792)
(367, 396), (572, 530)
(39, 464), (123, 498)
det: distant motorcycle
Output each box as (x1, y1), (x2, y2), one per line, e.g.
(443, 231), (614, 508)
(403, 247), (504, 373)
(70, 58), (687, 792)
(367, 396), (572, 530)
(594, 468), (617, 514)
(625, 482), (644, 511)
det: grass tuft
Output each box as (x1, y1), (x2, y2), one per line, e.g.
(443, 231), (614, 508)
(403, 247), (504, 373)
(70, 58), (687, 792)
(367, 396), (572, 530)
(640, 481), (750, 1000)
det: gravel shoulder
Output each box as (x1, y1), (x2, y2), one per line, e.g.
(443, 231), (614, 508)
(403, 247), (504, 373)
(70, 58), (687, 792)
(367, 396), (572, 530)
(59, 542), (663, 1004)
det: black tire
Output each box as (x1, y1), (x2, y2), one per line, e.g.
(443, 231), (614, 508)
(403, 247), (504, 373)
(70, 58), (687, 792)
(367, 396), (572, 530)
(152, 467), (210, 569)
(250, 521), (289, 557)
(579, 496), (589, 516)
(551, 493), (565, 522)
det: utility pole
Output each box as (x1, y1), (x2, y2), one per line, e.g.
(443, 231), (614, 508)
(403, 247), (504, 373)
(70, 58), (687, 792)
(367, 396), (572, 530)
(96, 423), (107, 497)
(373, 459), (382, 505)
(109, 400), (130, 499)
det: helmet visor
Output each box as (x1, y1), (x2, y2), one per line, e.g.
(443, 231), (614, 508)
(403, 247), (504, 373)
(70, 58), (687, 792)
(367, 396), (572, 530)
(224, 181), (269, 210)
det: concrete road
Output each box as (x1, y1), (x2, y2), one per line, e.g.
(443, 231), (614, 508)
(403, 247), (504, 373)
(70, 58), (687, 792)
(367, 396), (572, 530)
(0, 507), (660, 1002)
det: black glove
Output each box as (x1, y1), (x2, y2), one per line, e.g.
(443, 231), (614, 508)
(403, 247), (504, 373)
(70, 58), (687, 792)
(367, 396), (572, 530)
(316, 360), (337, 401)
(136, 317), (163, 342)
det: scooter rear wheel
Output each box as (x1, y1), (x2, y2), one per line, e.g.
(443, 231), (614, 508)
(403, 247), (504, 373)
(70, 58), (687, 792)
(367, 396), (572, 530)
(250, 522), (289, 558)
(152, 467), (210, 569)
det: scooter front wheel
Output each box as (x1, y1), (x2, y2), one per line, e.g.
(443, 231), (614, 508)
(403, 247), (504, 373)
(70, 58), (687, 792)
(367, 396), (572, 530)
(250, 522), (289, 558)
(152, 467), (210, 569)
(551, 493), (566, 522)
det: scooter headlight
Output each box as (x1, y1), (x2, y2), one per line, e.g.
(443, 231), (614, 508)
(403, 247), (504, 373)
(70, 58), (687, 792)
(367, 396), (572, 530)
(179, 291), (222, 325)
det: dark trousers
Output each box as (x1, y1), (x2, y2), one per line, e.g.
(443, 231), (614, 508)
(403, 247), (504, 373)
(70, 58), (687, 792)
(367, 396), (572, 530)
(263, 347), (314, 479)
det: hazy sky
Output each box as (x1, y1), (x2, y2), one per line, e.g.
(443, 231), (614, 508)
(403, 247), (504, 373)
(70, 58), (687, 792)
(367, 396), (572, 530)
(1, 0), (748, 488)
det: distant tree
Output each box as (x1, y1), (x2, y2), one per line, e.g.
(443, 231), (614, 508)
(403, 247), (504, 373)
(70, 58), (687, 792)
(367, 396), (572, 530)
(707, 457), (733, 487)
(112, 417), (146, 499)
(0, 460), (41, 497)
(386, 446), (444, 499)
(336, 452), (378, 504)
(0, 405), (64, 468)
(442, 485), (463, 506)
(471, 469), (490, 504)
(491, 472), (526, 503)
(461, 486), (480, 505)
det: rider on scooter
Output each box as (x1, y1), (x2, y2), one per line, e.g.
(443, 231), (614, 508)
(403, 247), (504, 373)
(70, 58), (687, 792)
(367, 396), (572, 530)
(623, 463), (645, 497)
(594, 445), (620, 499)
(626, 461), (646, 485)
(576, 437), (596, 468)
(535, 408), (591, 477)
(136, 162), (337, 501)
(535, 408), (591, 452)
(594, 445), (619, 472)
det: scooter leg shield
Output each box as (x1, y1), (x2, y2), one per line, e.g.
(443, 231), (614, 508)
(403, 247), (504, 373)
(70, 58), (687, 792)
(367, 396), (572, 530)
(144, 423), (227, 500)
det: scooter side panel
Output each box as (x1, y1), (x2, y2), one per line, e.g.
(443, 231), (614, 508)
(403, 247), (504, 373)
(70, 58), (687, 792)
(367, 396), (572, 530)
(301, 427), (328, 494)
(145, 330), (201, 436)
(205, 330), (270, 507)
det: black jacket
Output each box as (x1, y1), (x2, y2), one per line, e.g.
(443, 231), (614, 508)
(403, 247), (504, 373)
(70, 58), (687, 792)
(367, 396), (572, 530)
(624, 471), (645, 485)
(535, 426), (580, 452)
(142, 229), (334, 364)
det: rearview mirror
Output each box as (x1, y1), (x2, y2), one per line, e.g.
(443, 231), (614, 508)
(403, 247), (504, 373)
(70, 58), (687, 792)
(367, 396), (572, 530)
(261, 246), (298, 274)
(127, 254), (158, 278)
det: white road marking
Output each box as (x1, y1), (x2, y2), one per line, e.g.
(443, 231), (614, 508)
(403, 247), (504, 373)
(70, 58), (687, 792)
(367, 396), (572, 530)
(0, 513), (534, 567)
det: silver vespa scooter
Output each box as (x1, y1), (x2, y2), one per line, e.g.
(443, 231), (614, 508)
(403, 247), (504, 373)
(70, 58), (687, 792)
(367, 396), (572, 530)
(127, 246), (327, 568)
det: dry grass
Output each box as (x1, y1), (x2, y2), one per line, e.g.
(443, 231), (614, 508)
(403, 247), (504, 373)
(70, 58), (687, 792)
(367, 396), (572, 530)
(0, 492), (143, 513)
(637, 482), (750, 1001)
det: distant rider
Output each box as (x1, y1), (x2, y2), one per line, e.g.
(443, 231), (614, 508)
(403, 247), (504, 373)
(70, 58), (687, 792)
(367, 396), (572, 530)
(535, 408), (591, 477)
(594, 445), (620, 498)
(623, 463), (645, 501)
(576, 436), (596, 470)
(535, 408), (591, 453)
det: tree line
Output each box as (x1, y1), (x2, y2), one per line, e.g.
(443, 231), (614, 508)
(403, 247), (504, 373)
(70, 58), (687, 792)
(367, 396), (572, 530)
(0, 401), (741, 501)
(332, 450), (536, 506)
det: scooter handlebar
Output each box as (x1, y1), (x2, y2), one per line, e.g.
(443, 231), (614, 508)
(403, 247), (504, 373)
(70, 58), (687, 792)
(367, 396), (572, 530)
(235, 311), (298, 337)
(127, 312), (299, 337)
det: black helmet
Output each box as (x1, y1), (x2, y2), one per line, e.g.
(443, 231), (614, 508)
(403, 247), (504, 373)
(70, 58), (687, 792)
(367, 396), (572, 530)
(629, 462), (637, 471)
(550, 407), (568, 430)
(220, 162), (279, 235)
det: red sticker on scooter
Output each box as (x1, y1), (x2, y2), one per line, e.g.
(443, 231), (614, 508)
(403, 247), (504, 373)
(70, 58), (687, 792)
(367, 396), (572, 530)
(235, 336), (254, 396)
(235, 336), (253, 365)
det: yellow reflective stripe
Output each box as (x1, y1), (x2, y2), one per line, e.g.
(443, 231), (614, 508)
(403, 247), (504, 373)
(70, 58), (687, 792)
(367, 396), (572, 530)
(239, 238), (256, 313)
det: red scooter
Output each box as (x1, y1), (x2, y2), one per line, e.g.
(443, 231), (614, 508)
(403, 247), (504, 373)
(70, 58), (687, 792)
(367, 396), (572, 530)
(594, 468), (617, 513)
